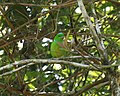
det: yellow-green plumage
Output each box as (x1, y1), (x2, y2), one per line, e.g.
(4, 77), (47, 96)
(50, 33), (66, 57)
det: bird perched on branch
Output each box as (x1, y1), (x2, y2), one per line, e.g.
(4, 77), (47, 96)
(50, 33), (68, 57)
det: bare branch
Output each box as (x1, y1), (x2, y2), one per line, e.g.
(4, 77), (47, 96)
(0, 59), (119, 77)
(74, 78), (109, 95)
(77, 0), (109, 65)
(0, 1), (77, 8)
(0, 59), (90, 77)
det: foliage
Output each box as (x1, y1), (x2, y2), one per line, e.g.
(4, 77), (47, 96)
(0, 0), (120, 96)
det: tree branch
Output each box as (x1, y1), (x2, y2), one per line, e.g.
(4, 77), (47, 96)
(77, 0), (109, 65)
(0, 59), (119, 77)
(0, 83), (32, 95)
(74, 77), (109, 95)
(0, 59), (89, 71)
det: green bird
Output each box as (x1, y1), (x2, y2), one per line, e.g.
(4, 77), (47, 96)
(50, 33), (67, 57)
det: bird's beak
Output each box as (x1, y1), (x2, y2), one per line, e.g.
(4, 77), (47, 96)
(60, 36), (64, 39)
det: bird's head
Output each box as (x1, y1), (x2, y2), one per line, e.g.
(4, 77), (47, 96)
(54, 33), (65, 42)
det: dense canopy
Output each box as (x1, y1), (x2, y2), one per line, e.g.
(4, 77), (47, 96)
(0, 0), (120, 96)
